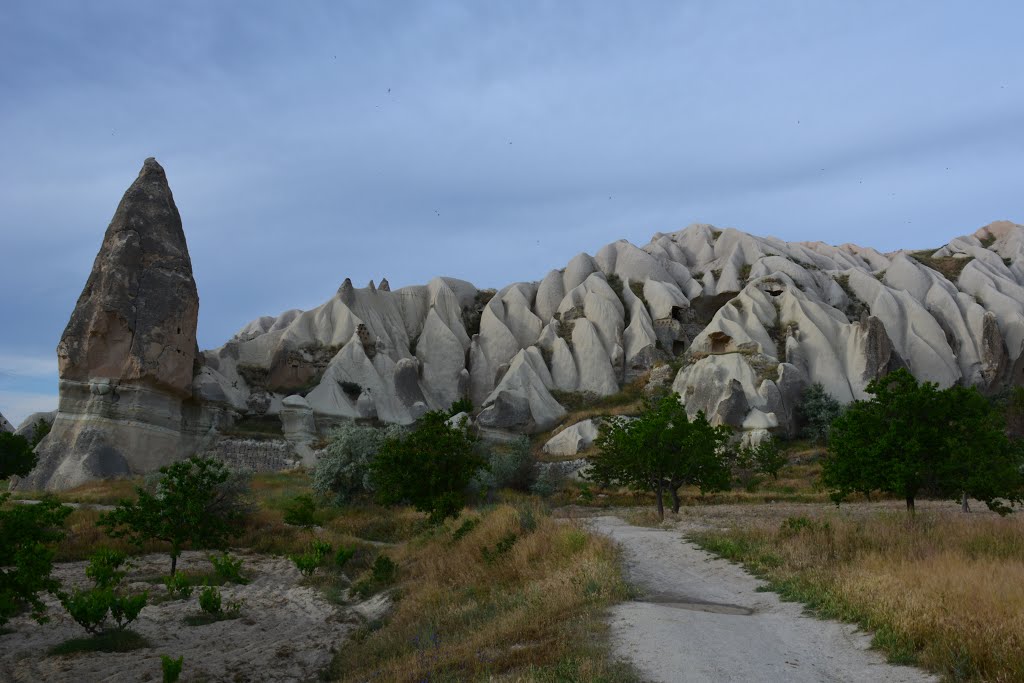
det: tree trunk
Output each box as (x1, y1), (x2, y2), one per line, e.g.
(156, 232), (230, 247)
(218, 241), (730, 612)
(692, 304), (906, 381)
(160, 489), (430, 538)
(170, 553), (178, 576)
(670, 487), (681, 514)
(905, 495), (915, 514)
(961, 492), (970, 513)
(655, 482), (665, 521)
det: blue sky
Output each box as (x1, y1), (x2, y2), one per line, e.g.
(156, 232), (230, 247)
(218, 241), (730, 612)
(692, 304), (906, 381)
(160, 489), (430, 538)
(1, 1), (1022, 426)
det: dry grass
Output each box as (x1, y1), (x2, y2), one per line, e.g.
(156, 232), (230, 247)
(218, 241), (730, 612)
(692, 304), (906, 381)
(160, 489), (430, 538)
(327, 503), (639, 682)
(691, 509), (1024, 682)
(11, 477), (143, 505)
(908, 250), (975, 281)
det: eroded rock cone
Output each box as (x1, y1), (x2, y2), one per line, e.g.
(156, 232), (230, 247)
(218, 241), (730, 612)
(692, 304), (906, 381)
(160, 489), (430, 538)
(18, 158), (200, 491)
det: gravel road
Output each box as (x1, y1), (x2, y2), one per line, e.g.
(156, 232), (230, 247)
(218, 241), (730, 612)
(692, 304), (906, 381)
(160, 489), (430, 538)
(589, 516), (937, 683)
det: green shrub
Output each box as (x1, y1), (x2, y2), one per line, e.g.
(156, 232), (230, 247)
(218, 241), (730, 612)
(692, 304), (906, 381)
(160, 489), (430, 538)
(451, 517), (480, 542)
(449, 397), (474, 416)
(198, 585), (221, 615)
(480, 532), (518, 565)
(290, 539), (332, 577)
(162, 573), (193, 600)
(283, 494), (318, 528)
(60, 549), (147, 634)
(470, 436), (535, 498)
(161, 655), (184, 683)
(371, 410), (486, 523)
(370, 555), (397, 585)
(312, 423), (405, 505)
(209, 553), (246, 584)
(28, 418), (51, 448)
(334, 545), (356, 569)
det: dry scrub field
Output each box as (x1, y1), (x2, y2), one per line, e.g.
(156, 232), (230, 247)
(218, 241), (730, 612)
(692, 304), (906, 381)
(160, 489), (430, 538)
(3, 474), (640, 682)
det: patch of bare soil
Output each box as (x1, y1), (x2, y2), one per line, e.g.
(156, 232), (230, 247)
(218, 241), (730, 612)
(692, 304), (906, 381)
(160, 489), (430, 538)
(0, 550), (358, 682)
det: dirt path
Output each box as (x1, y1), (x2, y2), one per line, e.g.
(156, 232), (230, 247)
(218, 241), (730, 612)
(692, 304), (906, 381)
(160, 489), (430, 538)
(0, 550), (369, 682)
(589, 516), (937, 683)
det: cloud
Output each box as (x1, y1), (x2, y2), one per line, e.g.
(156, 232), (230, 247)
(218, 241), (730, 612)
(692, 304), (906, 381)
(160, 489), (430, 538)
(0, 353), (58, 379)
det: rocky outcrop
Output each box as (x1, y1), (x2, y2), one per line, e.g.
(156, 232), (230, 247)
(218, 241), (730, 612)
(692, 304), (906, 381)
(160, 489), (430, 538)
(18, 159), (214, 491)
(0, 413), (13, 433)
(13, 411), (57, 440)
(18, 158), (1024, 487)
(542, 419), (600, 456)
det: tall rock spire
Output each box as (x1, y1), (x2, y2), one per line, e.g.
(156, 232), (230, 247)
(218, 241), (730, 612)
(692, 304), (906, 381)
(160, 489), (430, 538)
(18, 158), (201, 491)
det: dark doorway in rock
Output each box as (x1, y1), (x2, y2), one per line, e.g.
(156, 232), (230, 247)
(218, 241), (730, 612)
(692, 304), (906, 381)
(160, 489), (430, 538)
(672, 339), (687, 356)
(709, 331), (732, 354)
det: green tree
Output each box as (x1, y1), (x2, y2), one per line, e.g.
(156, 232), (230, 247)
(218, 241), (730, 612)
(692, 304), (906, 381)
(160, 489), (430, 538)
(823, 369), (1024, 513)
(0, 493), (72, 627)
(730, 437), (787, 490)
(588, 394), (732, 520)
(370, 410), (486, 523)
(98, 457), (250, 575)
(798, 383), (843, 445)
(0, 431), (38, 479)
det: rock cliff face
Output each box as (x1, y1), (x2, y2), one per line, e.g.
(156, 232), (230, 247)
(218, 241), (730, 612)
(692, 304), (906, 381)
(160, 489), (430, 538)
(19, 159), (215, 490)
(0, 413), (13, 433)
(202, 221), (1024, 444)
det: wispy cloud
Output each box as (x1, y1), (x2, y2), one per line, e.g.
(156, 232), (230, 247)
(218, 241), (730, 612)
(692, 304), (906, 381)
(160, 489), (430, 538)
(0, 353), (58, 379)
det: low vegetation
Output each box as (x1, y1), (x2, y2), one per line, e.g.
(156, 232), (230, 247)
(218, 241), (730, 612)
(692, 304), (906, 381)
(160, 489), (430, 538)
(691, 509), (1024, 682)
(326, 503), (638, 682)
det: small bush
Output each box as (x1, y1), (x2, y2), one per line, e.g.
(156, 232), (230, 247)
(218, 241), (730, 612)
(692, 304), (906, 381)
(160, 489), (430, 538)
(313, 423), (404, 505)
(209, 553), (246, 584)
(480, 532), (518, 565)
(470, 436), (535, 498)
(163, 573), (193, 600)
(283, 494), (318, 528)
(451, 517), (480, 542)
(61, 549), (148, 635)
(198, 585), (221, 615)
(779, 516), (830, 538)
(291, 539), (332, 577)
(370, 555), (397, 585)
(161, 655), (184, 683)
(189, 584), (242, 625)
(449, 397), (473, 416)
(334, 545), (356, 569)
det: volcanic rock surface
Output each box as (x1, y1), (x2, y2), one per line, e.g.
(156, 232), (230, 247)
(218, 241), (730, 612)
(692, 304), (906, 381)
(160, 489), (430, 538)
(0, 412), (13, 433)
(203, 220), (1024, 443)
(19, 158), (217, 490)
(18, 159), (1024, 489)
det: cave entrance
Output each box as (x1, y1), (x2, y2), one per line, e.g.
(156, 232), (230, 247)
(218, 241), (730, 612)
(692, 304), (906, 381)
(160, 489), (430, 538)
(709, 331), (732, 354)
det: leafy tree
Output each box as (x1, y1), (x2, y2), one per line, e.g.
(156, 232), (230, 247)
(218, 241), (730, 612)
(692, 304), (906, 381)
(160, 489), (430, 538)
(370, 409), (486, 523)
(98, 457), (251, 575)
(588, 394), (732, 520)
(312, 422), (404, 504)
(823, 369), (1024, 513)
(0, 431), (37, 479)
(0, 493), (71, 627)
(798, 383), (843, 445)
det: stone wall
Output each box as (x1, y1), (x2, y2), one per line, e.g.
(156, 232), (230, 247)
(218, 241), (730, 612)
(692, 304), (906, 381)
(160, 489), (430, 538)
(201, 437), (298, 473)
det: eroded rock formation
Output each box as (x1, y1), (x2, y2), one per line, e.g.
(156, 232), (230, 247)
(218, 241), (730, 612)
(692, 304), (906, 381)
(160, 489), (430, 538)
(0, 412), (13, 433)
(19, 158), (212, 490)
(18, 156), (1024, 488)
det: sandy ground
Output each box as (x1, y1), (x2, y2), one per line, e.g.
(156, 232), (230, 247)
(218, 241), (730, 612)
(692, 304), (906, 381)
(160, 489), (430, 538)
(588, 515), (938, 683)
(0, 550), (364, 682)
